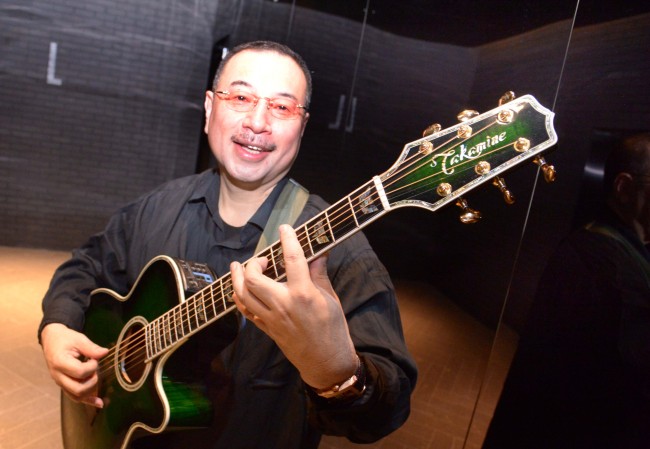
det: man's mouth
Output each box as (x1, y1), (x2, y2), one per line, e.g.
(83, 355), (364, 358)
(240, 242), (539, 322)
(233, 133), (275, 153)
(241, 143), (273, 153)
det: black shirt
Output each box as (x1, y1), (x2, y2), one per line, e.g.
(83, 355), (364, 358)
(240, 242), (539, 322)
(40, 169), (417, 448)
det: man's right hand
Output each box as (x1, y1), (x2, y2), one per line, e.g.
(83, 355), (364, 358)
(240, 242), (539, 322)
(41, 323), (109, 408)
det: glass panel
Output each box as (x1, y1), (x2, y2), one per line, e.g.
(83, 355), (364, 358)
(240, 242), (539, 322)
(334, 2), (575, 448)
(482, 2), (650, 449)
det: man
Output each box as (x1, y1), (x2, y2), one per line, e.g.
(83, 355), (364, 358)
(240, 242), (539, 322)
(40, 41), (416, 448)
(483, 133), (650, 448)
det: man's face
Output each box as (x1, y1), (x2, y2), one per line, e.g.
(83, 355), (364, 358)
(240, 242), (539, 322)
(204, 50), (309, 191)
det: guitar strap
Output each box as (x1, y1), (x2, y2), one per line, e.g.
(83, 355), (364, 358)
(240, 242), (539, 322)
(254, 178), (309, 254)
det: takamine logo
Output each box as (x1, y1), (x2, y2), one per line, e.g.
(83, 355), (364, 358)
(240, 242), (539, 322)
(430, 131), (507, 174)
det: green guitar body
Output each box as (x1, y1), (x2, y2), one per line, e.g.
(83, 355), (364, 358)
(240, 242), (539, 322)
(61, 256), (217, 449)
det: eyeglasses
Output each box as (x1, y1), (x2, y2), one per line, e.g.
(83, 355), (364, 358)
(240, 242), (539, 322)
(214, 89), (307, 120)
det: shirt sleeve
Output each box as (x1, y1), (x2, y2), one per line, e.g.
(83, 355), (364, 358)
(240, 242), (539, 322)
(305, 233), (418, 442)
(38, 203), (134, 342)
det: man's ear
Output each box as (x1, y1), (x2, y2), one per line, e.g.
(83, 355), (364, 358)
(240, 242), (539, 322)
(300, 112), (310, 137)
(204, 91), (214, 134)
(613, 172), (635, 204)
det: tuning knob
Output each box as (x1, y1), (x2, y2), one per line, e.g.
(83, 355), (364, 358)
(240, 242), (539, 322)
(422, 123), (441, 137)
(457, 109), (479, 122)
(533, 156), (557, 183)
(492, 176), (515, 204)
(499, 91), (516, 105)
(456, 198), (482, 224)
(420, 123), (441, 154)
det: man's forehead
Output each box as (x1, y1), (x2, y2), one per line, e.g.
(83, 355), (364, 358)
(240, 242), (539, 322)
(220, 50), (307, 98)
(223, 50), (302, 78)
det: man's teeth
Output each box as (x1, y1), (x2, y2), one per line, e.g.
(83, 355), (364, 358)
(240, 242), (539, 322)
(245, 144), (263, 152)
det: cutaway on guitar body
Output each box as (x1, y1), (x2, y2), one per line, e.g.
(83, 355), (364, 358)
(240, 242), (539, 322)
(61, 256), (220, 449)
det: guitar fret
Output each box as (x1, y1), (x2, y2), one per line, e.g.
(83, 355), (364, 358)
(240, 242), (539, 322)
(145, 324), (152, 359)
(159, 314), (167, 348)
(174, 306), (183, 340)
(347, 195), (360, 228)
(152, 319), (160, 354)
(149, 319), (157, 355)
(298, 227), (313, 258)
(324, 211), (335, 242)
(183, 302), (191, 334)
(162, 313), (171, 346)
(158, 318), (165, 352)
(192, 297), (200, 330)
(259, 247), (279, 279)
(169, 308), (177, 343)
(223, 280), (234, 304)
(271, 246), (281, 279)
(199, 292), (208, 322)
(218, 278), (228, 310)
(207, 284), (218, 319)
(332, 197), (361, 242)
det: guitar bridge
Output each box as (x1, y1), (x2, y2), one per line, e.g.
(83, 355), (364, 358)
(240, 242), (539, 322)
(173, 258), (218, 295)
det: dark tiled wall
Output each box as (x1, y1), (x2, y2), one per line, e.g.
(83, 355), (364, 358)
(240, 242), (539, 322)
(0, 0), (237, 249)
(1, 0), (648, 332)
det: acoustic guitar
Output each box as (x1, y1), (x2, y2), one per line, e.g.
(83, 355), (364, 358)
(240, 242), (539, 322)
(61, 93), (558, 449)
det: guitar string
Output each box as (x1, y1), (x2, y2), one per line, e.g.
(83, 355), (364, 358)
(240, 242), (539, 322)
(96, 118), (507, 381)
(95, 118), (505, 380)
(94, 138), (448, 380)
(96, 116), (510, 381)
(95, 127), (467, 378)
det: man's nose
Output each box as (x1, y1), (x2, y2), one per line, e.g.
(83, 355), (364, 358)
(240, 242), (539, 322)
(243, 98), (271, 130)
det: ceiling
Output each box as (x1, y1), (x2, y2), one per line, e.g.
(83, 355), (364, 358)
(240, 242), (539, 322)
(276, 0), (649, 46)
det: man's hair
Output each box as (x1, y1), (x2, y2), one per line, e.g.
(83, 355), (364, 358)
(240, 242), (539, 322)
(603, 132), (650, 195)
(211, 41), (312, 108)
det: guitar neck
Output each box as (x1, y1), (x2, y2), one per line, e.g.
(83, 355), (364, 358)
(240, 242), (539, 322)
(144, 93), (558, 360)
(259, 176), (390, 278)
(145, 177), (390, 360)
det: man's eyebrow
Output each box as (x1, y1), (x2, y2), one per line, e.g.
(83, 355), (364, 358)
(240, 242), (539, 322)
(229, 80), (252, 89)
(228, 80), (300, 101)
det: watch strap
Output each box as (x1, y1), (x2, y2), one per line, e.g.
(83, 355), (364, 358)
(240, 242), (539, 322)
(313, 354), (366, 402)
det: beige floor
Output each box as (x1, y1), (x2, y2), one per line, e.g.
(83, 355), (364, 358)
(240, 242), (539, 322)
(0, 246), (67, 449)
(0, 246), (516, 449)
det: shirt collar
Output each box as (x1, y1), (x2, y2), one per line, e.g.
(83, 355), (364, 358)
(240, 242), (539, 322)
(188, 169), (291, 232)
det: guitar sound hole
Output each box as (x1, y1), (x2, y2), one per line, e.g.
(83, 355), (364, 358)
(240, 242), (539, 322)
(118, 322), (147, 385)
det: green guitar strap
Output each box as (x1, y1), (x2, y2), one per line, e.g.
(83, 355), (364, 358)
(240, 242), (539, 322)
(254, 178), (309, 254)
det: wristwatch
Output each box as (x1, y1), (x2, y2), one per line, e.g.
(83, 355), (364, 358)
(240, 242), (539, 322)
(313, 354), (367, 402)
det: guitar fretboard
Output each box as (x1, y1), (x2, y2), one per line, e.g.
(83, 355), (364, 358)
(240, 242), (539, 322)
(145, 179), (388, 360)
(140, 94), (558, 361)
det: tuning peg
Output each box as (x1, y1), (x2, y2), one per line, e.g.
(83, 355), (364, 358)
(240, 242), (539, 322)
(492, 176), (515, 204)
(420, 123), (440, 154)
(499, 91), (516, 105)
(456, 198), (482, 224)
(422, 123), (441, 137)
(533, 156), (557, 183)
(457, 109), (479, 122)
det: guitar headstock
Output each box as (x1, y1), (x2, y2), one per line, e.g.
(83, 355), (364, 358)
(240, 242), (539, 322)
(382, 93), (557, 222)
